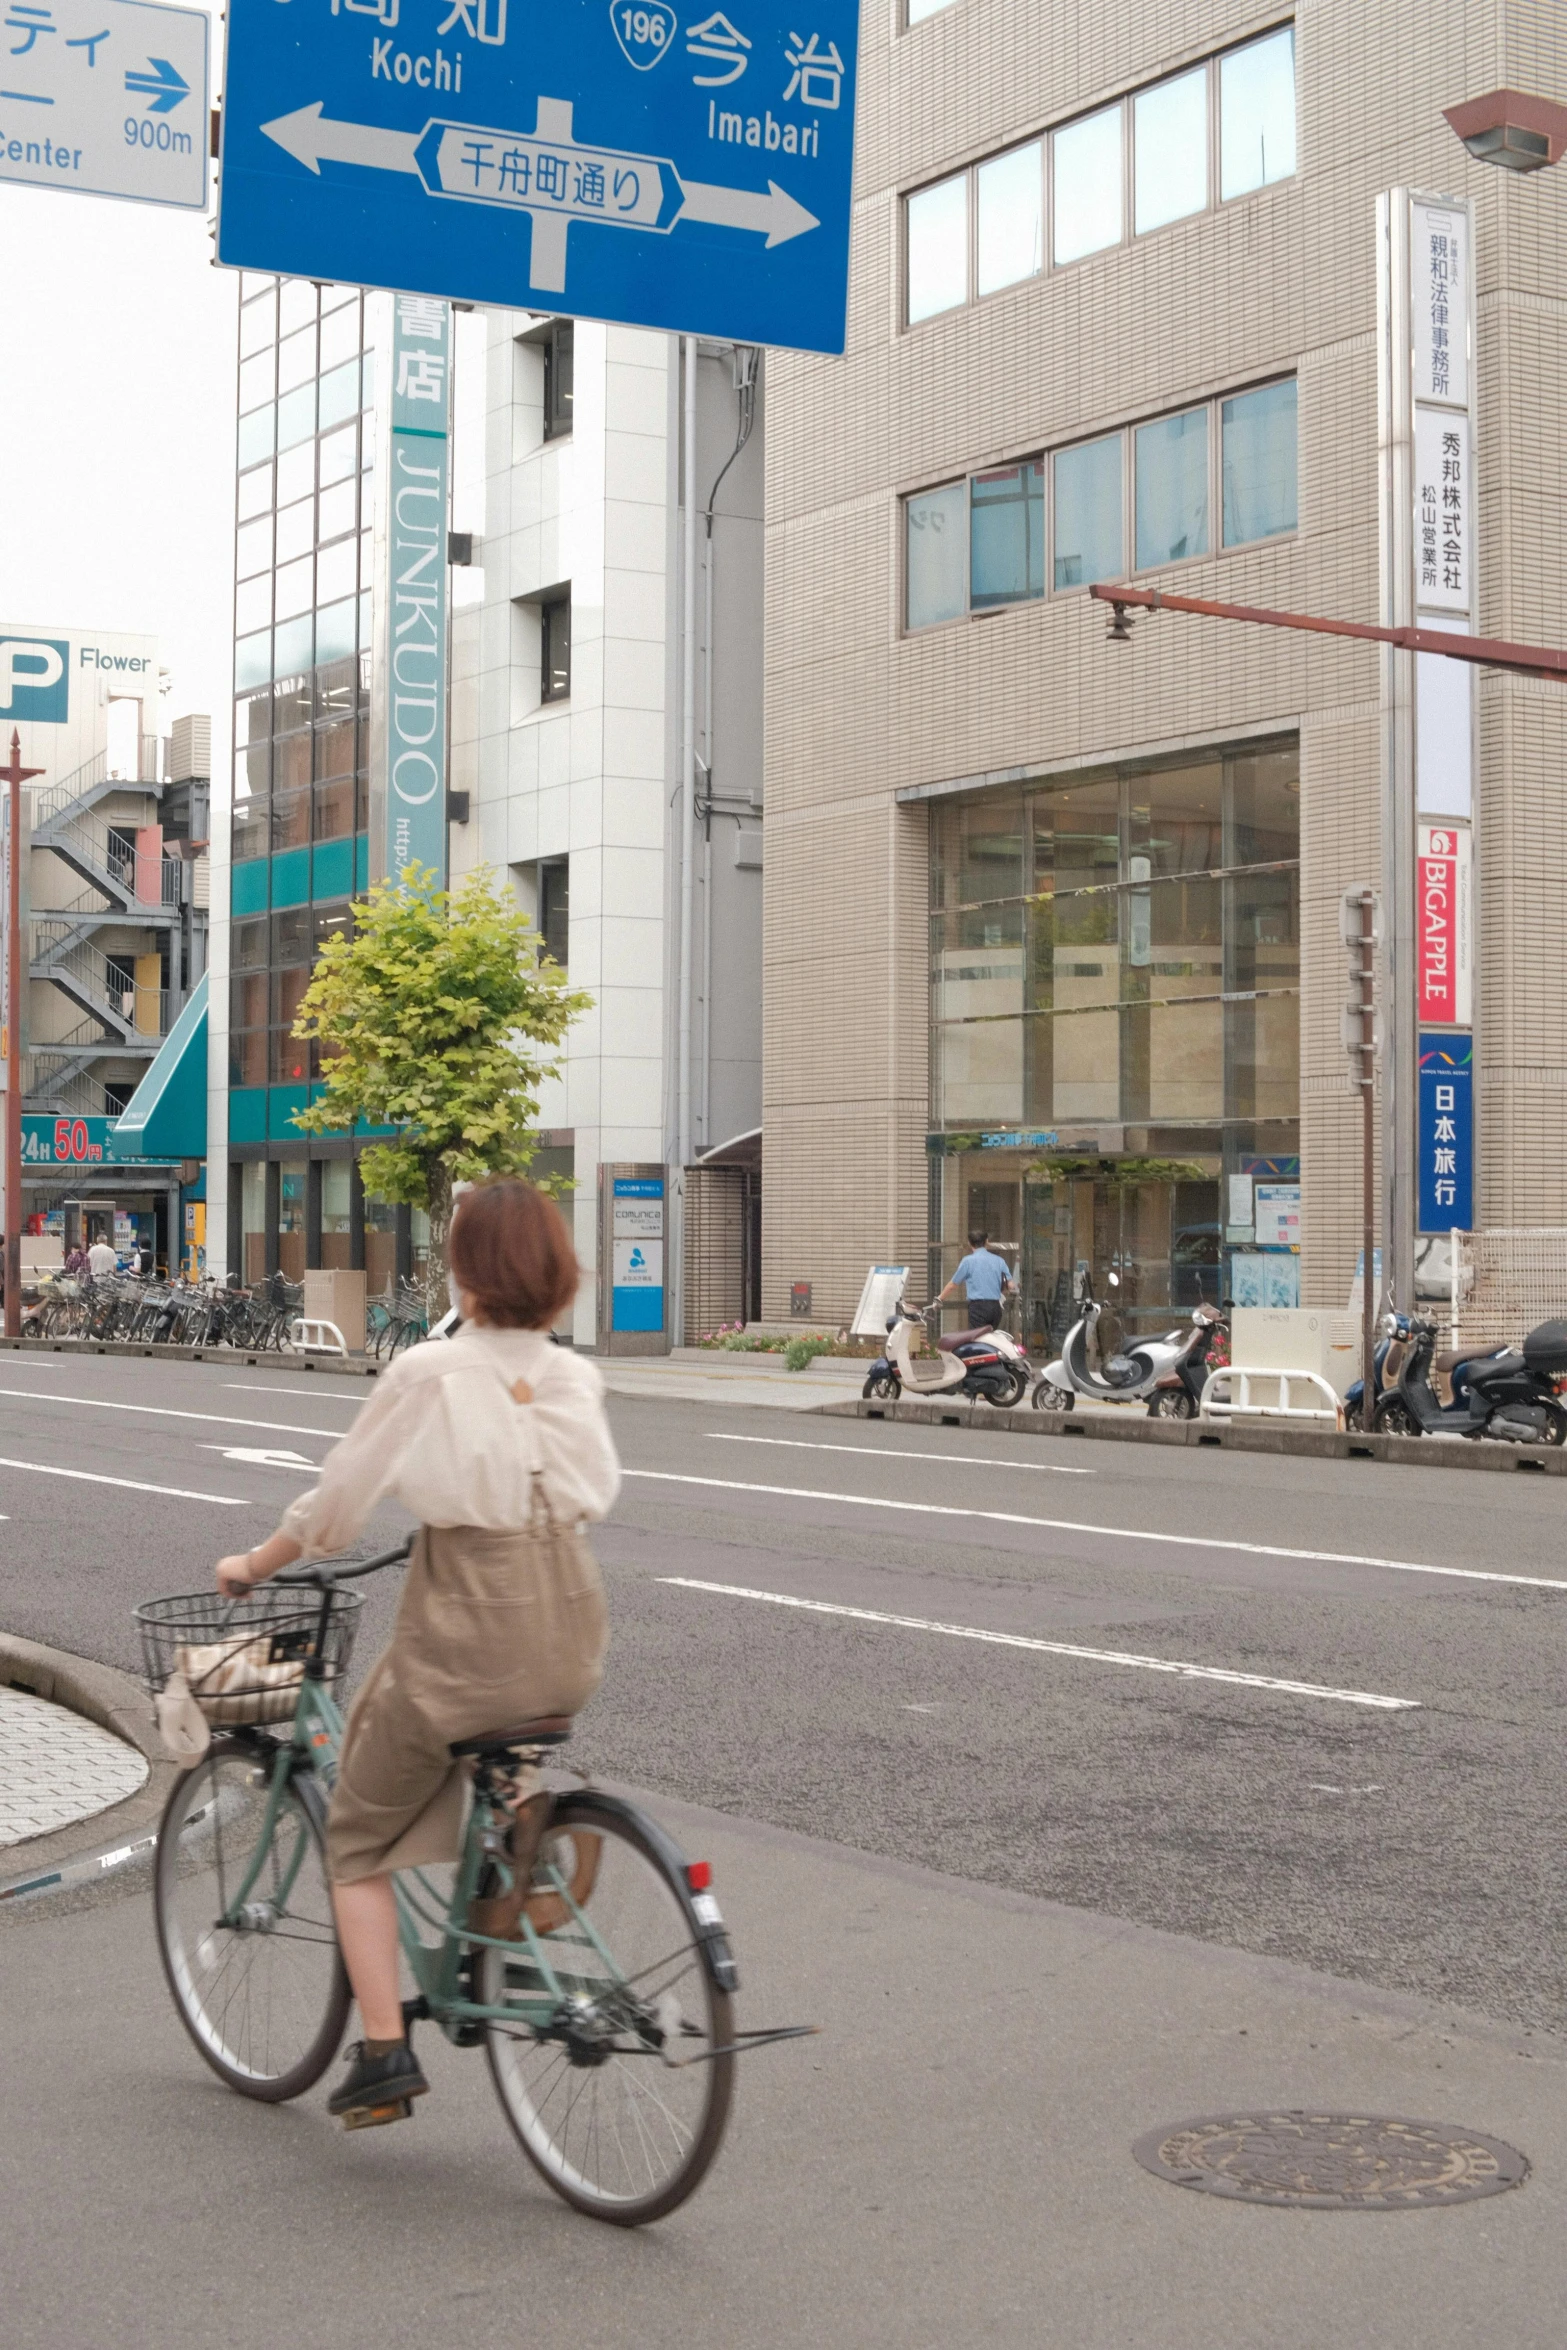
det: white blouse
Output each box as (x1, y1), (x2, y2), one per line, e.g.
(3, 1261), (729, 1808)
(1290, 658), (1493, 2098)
(275, 1324), (622, 1560)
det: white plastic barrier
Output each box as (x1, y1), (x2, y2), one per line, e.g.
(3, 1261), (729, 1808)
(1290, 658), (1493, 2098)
(291, 1316), (348, 1358)
(1200, 1366), (1344, 1428)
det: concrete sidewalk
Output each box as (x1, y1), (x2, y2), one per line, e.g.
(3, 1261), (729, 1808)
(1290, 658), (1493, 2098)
(2, 1788), (1560, 2347)
(600, 1345), (870, 1410)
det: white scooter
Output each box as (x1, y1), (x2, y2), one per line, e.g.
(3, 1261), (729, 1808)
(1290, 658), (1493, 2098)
(863, 1297), (1032, 1408)
(1034, 1270), (1204, 1412)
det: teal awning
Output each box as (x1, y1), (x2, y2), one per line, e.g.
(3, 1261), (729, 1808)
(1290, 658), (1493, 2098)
(110, 970), (208, 1163)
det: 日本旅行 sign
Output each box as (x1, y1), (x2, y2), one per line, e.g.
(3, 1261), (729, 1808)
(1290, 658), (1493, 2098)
(215, 0), (858, 352)
(1415, 822), (1472, 1027)
(1418, 1033), (1473, 1234)
(371, 291), (451, 892)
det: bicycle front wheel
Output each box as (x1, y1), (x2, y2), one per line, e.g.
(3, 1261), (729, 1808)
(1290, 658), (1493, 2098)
(154, 1737), (350, 2101)
(479, 1792), (734, 2224)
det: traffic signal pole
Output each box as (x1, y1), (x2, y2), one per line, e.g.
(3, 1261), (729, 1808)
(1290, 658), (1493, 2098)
(1342, 887), (1383, 1423)
(1, 730), (42, 1340)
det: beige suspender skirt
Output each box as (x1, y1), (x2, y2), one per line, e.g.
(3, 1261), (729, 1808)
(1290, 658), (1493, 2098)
(325, 1499), (608, 1885)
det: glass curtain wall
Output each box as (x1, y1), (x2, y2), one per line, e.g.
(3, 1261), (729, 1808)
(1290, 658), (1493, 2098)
(231, 272), (377, 1286)
(929, 742), (1300, 1345)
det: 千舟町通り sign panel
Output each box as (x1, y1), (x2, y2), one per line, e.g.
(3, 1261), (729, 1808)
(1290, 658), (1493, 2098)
(0, 0), (208, 210)
(1416, 822), (1472, 1027)
(215, 0), (858, 353)
(1418, 1034), (1473, 1235)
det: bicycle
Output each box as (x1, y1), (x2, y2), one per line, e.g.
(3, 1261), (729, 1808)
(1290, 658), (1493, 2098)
(137, 1546), (801, 2223)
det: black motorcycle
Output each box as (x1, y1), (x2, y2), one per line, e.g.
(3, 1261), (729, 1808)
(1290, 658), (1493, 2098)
(1375, 1312), (1567, 1444)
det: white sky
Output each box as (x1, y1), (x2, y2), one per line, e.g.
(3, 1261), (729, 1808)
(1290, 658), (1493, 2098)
(0, 5), (236, 742)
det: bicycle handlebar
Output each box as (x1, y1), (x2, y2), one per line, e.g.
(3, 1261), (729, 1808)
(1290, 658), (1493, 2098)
(272, 1536), (414, 1588)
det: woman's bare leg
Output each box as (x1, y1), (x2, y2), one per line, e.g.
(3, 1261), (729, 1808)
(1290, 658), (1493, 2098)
(331, 1876), (403, 2040)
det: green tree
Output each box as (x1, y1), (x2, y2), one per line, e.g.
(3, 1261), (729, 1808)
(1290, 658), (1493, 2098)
(291, 864), (590, 1304)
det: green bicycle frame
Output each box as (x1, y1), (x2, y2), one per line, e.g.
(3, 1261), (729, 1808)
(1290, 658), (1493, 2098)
(229, 1672), (622, 2042)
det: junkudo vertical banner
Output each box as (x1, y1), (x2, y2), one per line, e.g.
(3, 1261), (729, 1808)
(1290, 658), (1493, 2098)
(372, 292), (451, 891)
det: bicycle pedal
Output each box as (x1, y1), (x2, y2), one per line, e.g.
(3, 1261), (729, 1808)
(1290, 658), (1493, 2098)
(342, 2098), (413, 2130)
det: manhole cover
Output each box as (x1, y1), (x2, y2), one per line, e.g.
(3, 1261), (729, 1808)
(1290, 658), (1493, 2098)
(1132, 2112), (1528, 2210)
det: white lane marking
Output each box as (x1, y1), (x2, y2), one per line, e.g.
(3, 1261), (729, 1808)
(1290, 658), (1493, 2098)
(706, 1432), (1092, 1474)
(658, 1577), (1419, 1711)
(622, 1469), (1566, 1593)
(0, 1456), (250, 1505)
(0, 1387), (342, 1441)
(223, 1384), (365, 1404)
(198, 1445), (319, 1471)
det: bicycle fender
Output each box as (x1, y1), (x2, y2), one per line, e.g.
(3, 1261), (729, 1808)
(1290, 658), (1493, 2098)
(566, 1790), (740, 1995)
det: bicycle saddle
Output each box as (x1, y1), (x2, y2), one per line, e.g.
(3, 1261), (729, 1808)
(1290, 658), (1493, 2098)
(449, 1716), (572, 1757)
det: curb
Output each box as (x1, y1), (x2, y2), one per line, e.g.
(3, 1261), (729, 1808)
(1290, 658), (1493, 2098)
(0, 1634), (177, 1904)
(0, 1335), (380, 1378)
(814, 1394), (1567, 1474)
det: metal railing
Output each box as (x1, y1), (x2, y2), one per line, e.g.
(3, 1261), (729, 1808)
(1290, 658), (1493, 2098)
(31, 735), (166, 826)
(31, 931), (169, 1037)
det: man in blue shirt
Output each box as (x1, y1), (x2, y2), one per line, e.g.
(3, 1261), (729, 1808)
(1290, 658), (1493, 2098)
(938, 1229), (1016, 1331)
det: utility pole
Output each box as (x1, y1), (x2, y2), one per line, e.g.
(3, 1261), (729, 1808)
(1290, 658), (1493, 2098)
(0, 730), (42, 1340)
(1342, 886), (1383, 1423)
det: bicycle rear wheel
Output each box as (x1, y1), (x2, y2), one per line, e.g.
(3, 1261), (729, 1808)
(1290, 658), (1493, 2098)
(154, 1737), (350, 2100)
(479, 1792), (734, 2224)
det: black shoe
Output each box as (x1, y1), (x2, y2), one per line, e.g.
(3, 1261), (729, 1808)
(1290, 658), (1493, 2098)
(328, 2039), (430, 2127)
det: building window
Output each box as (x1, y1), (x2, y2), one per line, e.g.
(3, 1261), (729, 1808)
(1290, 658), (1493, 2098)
(903, 25), (1296, 325)
(970, 462), (1044, 608)
(540, 594), (571, 701)
(1133, 65), (1208, 235)
(1134, 406), (1209, 569)
(904, 380), (1294, 629)
(976, 140), (1043, 296)
(1221, 377), (1298, 545)
(906, 0), (954, 20)
(539, 858), (569, 969)
(906, 170), (968, 321)
(543, 320), (574, 440)
(1053, 102), (1122, 263)
(1220, 27), (1297, 198)
(1052, 435), (1123, 589)
(905, 481), (969, 627)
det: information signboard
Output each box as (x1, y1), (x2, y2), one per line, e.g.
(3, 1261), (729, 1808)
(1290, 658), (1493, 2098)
(1418, 1031), (1474, 1234)
(216, 0), (858, 351)
(0, 0), (208, 209)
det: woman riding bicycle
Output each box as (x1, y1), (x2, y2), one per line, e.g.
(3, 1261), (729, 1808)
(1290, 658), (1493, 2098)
(212, 1177), (620, 2126)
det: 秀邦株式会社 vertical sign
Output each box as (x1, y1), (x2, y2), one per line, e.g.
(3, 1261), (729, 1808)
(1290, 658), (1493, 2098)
(1418, 1033), (1473, 1235)
(371, 292), (451, 892)
(214, 0), (858, 353)
(0, 0), (208, 209)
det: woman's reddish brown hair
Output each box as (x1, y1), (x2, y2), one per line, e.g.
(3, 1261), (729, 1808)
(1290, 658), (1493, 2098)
(449, 1178), (578, 1329)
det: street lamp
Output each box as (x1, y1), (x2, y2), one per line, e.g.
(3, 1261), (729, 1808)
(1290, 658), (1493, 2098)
(1443, 89), (1567, 172)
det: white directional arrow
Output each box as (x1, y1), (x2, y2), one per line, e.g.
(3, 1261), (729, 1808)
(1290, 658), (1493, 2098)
(200, 1443), (320, 1471)
(258, 99), (820, 282)
(673, 176), (818, 247)
(260, 102), (421, 179)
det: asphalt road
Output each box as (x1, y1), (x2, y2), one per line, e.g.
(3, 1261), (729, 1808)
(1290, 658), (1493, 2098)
(3, 1351), (1567, 2030)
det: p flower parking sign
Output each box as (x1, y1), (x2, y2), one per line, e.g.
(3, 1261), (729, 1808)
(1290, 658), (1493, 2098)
(217, 0), (859, 352)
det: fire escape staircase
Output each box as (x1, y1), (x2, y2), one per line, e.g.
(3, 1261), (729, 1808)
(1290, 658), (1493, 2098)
(25, 740), (182, 1114)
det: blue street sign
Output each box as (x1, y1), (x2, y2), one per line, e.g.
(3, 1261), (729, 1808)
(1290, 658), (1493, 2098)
(216, 0), (858, 353)
(0, 0), (208, 210)
(1418, 1031), (1474, 1233)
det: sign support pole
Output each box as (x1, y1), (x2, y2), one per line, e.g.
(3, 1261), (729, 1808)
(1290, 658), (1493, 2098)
(2, 731), (43, 1339)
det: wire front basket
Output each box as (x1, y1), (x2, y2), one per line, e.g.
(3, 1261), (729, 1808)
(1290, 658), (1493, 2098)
(136, 1584), (364, 1725)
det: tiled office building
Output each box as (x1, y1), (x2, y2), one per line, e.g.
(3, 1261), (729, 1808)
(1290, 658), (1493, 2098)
(762, 0), (1567, 1341)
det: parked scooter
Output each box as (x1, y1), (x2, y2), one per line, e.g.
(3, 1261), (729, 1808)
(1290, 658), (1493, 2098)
(1033, 1271), (1211, 1412)
(862, 1297), (1031, 1408)
(1375, 1311), (1567, 1442)
(1146, 1301), (1230, 1420)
